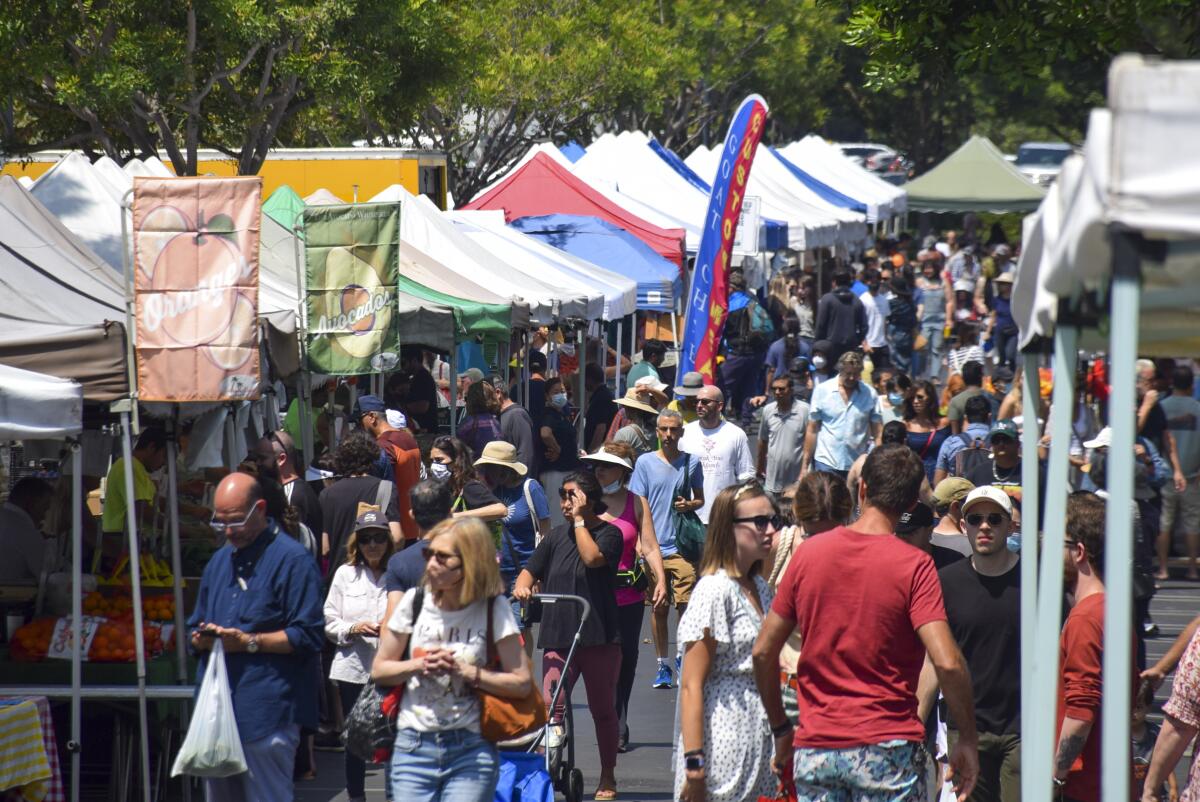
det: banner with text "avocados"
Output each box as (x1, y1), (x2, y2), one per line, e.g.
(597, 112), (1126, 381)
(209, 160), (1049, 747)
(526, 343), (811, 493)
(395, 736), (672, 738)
(304, 203), (401, 375)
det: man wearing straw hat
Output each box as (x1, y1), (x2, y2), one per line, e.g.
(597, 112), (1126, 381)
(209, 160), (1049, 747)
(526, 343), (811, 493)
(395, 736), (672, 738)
(612, 388), (661, 459)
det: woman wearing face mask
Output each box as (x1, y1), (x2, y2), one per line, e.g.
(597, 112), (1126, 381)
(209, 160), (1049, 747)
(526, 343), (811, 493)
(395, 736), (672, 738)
(583, 442), (668, 752)
(428, 436), (507, 527)
(539, 377), (582, 531)
(903, 380), (952, 484)
(808, 340), (835, 385)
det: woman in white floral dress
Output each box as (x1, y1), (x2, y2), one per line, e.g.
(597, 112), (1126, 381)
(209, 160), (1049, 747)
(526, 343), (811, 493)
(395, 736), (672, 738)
(676, 483), (779, 802)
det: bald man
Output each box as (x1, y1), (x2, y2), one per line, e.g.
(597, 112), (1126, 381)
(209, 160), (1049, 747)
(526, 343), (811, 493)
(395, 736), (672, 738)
(187, 472), (324, 801)
(679, 384), (755, 524)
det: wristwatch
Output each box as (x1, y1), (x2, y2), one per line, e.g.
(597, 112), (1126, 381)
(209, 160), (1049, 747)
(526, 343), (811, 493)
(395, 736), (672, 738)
(684, 751), (705, 772)
(246, 634), (260, 654)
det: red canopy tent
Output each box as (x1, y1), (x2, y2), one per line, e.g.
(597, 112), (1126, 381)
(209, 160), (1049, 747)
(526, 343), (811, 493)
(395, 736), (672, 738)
(461, 152), (686, 268)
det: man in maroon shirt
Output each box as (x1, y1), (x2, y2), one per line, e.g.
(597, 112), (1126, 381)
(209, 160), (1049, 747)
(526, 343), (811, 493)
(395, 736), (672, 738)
(753, 444), (979, 801)
(1054, 492), (1123, 802)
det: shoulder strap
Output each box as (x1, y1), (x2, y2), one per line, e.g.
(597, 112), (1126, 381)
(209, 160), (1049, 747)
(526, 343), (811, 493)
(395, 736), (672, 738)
(523, 478), (538, 533)
(402, 586), (425, 661)
(485, 594), (498, 667)
(375, 479), (393, 511)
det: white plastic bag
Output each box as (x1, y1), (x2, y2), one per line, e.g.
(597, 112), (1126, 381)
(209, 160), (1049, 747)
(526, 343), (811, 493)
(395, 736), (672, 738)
(171, 639), (248, 777)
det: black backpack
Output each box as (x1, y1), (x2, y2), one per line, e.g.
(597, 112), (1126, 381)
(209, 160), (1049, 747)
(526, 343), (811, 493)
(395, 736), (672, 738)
(724, 298), (773, 354)
(953, 433), (992, 478)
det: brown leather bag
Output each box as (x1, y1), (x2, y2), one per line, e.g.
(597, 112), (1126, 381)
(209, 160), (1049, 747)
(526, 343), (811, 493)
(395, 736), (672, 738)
(477, 596), (547, 742)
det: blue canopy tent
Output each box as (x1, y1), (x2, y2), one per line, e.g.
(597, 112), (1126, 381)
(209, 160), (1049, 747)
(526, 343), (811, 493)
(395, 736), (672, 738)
(646, 138), (790, 251)
(769, 146), (869, 215)
(559, 141), (587, 163)
(510, 214), (682, 312)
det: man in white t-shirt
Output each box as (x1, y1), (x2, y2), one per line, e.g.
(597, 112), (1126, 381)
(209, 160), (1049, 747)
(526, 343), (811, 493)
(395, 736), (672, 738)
(680, 384), (755, 523)
(860, 267), (891, 370)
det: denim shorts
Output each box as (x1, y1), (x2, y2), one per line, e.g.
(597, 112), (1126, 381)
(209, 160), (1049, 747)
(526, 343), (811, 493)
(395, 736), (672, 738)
(793, 740), (928, 802)
(390, 727), (498, 802)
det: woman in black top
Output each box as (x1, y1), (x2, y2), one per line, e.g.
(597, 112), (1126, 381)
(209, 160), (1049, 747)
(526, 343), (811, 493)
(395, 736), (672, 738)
(538, 376), (582, 531)
(514, 472), (622, 801)
(428, 436), (507, 526)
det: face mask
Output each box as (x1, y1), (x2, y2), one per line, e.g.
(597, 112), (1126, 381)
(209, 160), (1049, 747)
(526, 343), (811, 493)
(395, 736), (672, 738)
(888, 392), (904, 406)
(1006, 533), (1021, 553)
(550, 392), (568, 409)
(812, 355), (827, 370)
(602, 479), (622, 495)
(429, 462), (452, 481)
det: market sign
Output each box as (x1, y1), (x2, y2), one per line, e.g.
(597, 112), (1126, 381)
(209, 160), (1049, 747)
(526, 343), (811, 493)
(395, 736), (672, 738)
(303, 203), (400, 375)
(133, 176), (262, 401)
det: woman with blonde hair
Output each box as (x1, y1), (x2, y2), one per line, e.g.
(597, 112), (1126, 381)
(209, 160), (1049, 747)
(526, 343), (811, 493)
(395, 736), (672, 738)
(372, 517), (532, 802)
(325, 510), (396, 802)
(676, 483), (778, 802)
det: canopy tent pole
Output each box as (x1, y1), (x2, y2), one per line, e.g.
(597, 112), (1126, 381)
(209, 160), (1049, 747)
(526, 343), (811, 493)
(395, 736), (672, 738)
(577, 326), (586, 449)
(615, 319), (624, 398)
(69, 441), (82, 802)
(291, 209), (314, 469)
(166, 413), (188, 683)
(670, 305), (679, 350)
(601, 322), (609, 390)
(522, 332), (531, 411)
(1022, 324), (1077, 802)
(630, 311), (638, 381)
(1101, 231), (1141, 799)
(347, 380), (357, 433)
(119, 191), (140, 433)
(119, 411), (153, 802)
(1019, 353), (1041, 757)
(224, 406), (238, 471)
(449, 347), (458, 436)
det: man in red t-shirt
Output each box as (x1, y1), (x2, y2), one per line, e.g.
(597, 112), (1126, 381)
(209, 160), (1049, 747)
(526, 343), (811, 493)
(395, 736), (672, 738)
(1054, 492), (1134, 802)
(356, 394), (421, 543)
(753, 444), (979, 801)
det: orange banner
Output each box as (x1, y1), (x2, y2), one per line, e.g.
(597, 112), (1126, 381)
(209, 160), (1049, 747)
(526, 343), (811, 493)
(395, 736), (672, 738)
(133, 177), (262, 401)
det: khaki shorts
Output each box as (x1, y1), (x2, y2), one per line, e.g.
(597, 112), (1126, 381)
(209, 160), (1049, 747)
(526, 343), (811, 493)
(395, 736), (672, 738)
(651, 553), (697, 607)
(1162, 477), (1200, 535)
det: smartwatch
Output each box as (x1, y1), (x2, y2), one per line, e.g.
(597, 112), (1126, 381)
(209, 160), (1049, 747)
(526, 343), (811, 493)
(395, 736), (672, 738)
(684, 751), (705, 772)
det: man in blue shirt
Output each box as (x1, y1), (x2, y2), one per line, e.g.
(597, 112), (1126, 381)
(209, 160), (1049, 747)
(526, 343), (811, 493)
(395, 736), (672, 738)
(934, 396), (993, 484)
(189, 472), (324, 801)
(801, 351), (882, 479)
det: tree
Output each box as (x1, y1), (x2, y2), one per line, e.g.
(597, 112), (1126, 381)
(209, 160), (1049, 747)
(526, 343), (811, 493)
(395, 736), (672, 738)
(0, 0), (463, 175)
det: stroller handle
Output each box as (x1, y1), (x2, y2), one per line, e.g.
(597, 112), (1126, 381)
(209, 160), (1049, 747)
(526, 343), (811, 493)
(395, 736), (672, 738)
(529, 593), (591, 627)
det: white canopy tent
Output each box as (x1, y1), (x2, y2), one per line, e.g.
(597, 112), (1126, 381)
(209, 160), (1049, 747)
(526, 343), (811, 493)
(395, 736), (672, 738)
(449, 209), (639, 322)
(30, 152), (129, 270)
(753, 144), (869, 245)
(777, 136), (908, 223)
(0, 364), (84, 439)
(1012, 55), (1200, 802)
(686, 144), (841, 251)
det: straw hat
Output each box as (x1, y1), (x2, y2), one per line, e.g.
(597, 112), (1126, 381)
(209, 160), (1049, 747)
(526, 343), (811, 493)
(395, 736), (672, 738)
(472, 441), (527, 476)
(614, 387), (658, 416)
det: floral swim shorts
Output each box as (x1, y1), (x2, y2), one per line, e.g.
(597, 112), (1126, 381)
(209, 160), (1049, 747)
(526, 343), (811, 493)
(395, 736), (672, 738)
(792, 739), (928, 802)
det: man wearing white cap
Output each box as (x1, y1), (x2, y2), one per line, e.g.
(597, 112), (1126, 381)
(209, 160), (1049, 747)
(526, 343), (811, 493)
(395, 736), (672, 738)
(935, 486), (1022, 802)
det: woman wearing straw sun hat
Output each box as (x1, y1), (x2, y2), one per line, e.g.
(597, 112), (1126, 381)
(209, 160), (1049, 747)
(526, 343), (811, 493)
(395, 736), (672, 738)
(612, 388), (661, 459)
(583, 442), (668, 752)
(473, 441), (551, 648)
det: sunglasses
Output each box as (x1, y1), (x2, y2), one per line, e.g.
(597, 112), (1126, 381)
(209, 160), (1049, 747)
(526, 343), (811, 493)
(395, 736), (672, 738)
(357, 531), (389, 546)
(733, 514), (782, 532)
(210, 503), (261, 534)
(965, 512), (1008, 527)
(422, 546), (462, 567)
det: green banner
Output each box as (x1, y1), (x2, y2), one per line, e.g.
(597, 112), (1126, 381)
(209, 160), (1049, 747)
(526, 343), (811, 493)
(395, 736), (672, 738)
(303, 202), (400, 375)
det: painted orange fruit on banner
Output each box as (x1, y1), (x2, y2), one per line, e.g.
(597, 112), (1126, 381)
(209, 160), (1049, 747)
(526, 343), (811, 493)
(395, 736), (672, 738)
(132, 177), (262, 401)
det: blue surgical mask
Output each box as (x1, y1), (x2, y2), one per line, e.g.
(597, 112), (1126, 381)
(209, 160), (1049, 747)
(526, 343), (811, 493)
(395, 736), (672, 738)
(550, 392), (568, 409)
(602, 479), (622, 495)
(1006, 533), (1021, 553)
(429, 462), (452, 481)
(888, 392), (904, 406)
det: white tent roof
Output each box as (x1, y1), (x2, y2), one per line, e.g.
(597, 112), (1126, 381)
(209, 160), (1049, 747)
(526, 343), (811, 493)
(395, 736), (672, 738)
(754, 145), (868, 245)
(259, 213), (302, 329)
(686, 144), (842, 251)
(449, 209), (639, 321)
(142, 156), (174, 177)
(777, 136), (908, 222)
(373, 183), (589, 323)
(1013, 55), (1200, 356)
(93, 156), (133, 198)
(30, 152), (129, 269)
(16, 176), (33, 188)
(0, 364), (83, 439)
(304, 188), (344, 206)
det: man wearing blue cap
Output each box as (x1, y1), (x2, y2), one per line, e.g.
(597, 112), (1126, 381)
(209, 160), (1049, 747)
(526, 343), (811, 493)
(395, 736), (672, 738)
(356, 394), (422, 543)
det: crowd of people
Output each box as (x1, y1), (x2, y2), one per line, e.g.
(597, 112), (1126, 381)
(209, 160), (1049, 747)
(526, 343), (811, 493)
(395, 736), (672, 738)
(156, 228), (1200, 802)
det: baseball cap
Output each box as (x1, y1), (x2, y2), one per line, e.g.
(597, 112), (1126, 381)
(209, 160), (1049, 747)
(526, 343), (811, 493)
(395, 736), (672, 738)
(992, 366), (1015, 385)
(988, 419), (1019, 442)
(1083, 427), (1112, 450)
(354, 508), (390, 532)
(933, 477), (975, 508)
(353, 394), (387, 418)
(788, 356), (810, 377)
(674, 371), (705, 398)
(896, 502), (934, 534)
(457, 367), (484, 382)
(961, 486), (1015, 517)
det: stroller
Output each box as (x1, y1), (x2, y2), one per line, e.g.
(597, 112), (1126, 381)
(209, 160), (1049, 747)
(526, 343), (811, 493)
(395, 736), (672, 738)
(498, 593), (592, 802)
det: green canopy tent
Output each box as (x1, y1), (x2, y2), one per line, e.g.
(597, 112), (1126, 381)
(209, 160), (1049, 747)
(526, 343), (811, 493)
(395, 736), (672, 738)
(904, 135), (1047, 213)
(395, 240), (519, 344)
(263, 184), (306, 230)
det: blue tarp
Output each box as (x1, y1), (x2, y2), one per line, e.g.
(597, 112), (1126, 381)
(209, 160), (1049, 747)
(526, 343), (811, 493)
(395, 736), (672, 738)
(769, 146), (868, 214)
(647, 138), (790, 251)
(559, 141), (586, 162)
(509, 214), (682, 312)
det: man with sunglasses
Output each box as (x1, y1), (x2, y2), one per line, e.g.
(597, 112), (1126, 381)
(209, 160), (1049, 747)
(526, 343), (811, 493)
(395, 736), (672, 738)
(680, 384), (755, 525)
(934, 487), (1021, 802)
(756, 374), (809, 505)
(187, 472), (324, 801)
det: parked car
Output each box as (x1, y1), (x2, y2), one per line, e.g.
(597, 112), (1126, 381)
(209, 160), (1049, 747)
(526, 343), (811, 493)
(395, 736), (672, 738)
(1014, 142), (1073, 186)
(836, 143), (897, 172)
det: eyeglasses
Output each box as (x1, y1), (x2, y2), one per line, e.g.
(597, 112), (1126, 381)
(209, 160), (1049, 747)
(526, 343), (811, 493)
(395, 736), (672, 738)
(733, 514), (782, 533)
(357, 532), (390, 546)
(695, 398), (720, 405)
(1063, 538), (1080, 548)
(210, 503), (261, 534)
(965, 512), (1008, 527)
(422, 546), (462, 567)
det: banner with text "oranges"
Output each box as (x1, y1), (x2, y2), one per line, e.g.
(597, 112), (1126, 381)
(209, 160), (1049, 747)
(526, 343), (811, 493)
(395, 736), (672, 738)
(303, 203), (400, 375)
(133, 176), (262, 402)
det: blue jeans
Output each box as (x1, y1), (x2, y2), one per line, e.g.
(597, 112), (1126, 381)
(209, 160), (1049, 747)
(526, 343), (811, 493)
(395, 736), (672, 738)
(793, 739), (928, 802)
(390, 727), (498, 802)
(919, 321), (945, 382)
(204, 724), (299, 802)
(812, 460), (849, 481)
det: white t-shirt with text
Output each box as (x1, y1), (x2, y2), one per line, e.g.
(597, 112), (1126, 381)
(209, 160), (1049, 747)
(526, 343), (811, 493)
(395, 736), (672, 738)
(680, 419), (755, 524)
